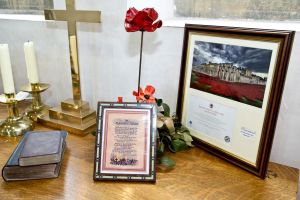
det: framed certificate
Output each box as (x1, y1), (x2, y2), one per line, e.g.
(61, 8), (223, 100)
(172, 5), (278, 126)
(177, 24), (294, 178)
(94, 102), (157, 182)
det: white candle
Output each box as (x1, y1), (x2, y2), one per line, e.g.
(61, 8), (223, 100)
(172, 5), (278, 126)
(0, 44), (15, 94)
(24, 41), (39, 83)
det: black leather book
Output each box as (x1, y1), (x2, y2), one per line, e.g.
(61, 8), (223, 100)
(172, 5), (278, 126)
(19, 131), (63, 166)
(2, 131), (67, 182)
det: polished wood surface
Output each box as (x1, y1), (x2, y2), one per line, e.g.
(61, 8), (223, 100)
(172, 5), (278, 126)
(0, 102), (299, 200)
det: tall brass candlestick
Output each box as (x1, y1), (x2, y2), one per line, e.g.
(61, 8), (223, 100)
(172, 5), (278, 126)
(0, 93), (33, 137)
(20, 83), (50, 121)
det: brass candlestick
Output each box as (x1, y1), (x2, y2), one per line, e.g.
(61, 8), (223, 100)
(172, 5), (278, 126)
(0, 93), (34, 137)
(20, 83), (50, 122)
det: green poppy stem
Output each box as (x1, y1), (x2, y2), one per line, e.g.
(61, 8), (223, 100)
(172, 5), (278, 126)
(137, 31), (144, 96)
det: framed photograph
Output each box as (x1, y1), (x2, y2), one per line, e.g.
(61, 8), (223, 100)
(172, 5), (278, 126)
(94, 102), (157, 182)
(177, 24), (294, 178)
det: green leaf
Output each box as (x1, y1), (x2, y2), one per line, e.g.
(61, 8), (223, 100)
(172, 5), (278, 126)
(181, 132), (194, 147)
(185, 141), (193, 147)
(156, 98), (163, 106)
(176, 125), (190, 134)
(165, 135), (172, 142)
(171, 139), (188, 152)
(157, 142), (165, 157)
(172, 133), (181, 140)
(162, 136), (172, 147)
(159, 131), (172, 141)
(162, 103), (170, 117)
(158, 132), (173, 152)
(168, 144), (176, 153)
(158, 156), (176, 172)
(172, 114), (181, 127)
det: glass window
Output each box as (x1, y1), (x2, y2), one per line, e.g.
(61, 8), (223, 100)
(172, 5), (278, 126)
(0, 0), (53, 15)
(128, 0), (300, 22)
(174, 0), (300, 21)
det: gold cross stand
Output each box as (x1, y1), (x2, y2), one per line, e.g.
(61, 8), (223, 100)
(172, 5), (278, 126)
(39, 0), (101, 135)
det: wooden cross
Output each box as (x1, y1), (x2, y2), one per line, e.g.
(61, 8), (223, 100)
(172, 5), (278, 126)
(44, 0), (101, 101)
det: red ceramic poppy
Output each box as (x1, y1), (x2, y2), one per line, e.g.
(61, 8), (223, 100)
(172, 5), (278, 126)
(117, 97), (123, 103)
(133, 85), (156, 103)
(125, 7), (162, 32)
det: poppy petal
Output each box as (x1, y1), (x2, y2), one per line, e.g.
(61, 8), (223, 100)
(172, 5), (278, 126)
(144, 20), (162, 32)
(144, 85), (155, 95)
(133, 91), (139, 96)
(125, 7), (139, 22)
(139, 87), (144, 95)
(142, 8), (158, 21)
(125, 22), (141, 32)
(118, 97), (123, 103)
(136, 96), (143, 101)
(132, 11), (153, 30)
(147, 96), (156, 103)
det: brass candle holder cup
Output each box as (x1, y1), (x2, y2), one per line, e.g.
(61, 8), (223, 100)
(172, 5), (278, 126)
(20, 83), (50, 122)
(0, 93), (34, 137)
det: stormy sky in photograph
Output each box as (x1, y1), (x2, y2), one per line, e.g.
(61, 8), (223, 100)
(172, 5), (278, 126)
(193, 41), (273, 73)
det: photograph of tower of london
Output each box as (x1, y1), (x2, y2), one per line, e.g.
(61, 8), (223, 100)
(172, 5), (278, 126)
(190, 41), (273, 108)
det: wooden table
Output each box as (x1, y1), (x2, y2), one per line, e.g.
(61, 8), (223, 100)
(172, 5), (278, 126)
(0, 102), (299, 200)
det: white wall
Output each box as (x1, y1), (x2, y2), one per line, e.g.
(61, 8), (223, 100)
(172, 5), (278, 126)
(0, 0), (299, 182)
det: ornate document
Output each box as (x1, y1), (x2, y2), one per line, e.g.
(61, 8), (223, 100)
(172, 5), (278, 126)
(100, 109), (150, 175)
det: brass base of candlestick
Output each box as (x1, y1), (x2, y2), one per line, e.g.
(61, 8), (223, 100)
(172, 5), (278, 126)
(0, 116), (33, 137)
(0, 93), (34, 137)
(38, 98), (96, 136)
(25, 108), (49, 122)
(20, 83), (50, 122)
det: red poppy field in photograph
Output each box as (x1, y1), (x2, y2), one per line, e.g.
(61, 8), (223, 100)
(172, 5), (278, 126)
(190, 71), (265, 108)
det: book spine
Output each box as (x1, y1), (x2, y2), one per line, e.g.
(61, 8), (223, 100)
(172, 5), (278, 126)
(2, 166), (7, 182)
(1, 132), (29, 182)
